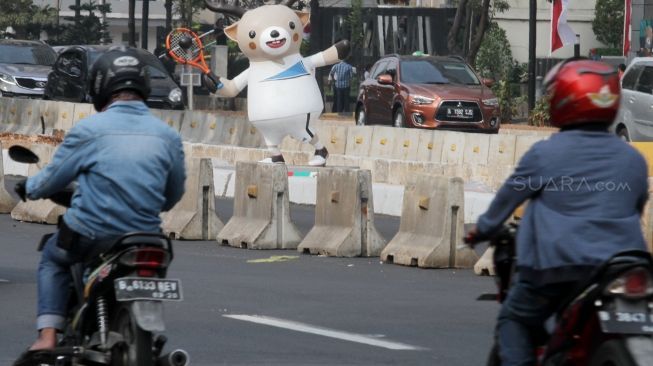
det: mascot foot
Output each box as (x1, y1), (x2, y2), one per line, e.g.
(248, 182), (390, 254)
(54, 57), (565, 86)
(259, 154), (285, 164)
(308, 147), (329, 167)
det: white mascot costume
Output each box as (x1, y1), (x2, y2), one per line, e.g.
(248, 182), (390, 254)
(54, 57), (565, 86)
(203, 0), (350, 166)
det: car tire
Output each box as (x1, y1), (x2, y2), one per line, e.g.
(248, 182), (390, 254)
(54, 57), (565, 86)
(356, 104), (367, 126)
(393, 106), (405, 128)
(617, 126), (631, 142)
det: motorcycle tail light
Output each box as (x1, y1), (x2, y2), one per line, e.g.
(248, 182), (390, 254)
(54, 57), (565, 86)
(605, 267), (653, 299)
(119, 247), (170, 270)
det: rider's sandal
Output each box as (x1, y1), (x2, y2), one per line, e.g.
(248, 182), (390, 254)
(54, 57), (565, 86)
(12, 349), (55, 366)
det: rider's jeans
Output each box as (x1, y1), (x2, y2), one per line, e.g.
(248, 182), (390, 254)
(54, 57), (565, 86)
(497, 279), (575, 366)
(36, 231), (113, 331)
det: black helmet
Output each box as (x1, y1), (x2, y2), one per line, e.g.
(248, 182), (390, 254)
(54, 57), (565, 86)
(88, 46), (151, 111)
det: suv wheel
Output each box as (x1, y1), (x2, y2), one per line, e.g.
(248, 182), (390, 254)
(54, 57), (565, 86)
(356, 104), (367, 126)
(617, 126), (630, 142)
(393, 106), (405, 128)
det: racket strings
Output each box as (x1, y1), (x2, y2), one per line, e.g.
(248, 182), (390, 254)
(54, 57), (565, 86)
(169, 31), (202, 61)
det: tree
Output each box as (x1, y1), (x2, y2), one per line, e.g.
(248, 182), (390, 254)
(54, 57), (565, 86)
(0, 0), (58, 40)
(447, 0), (510, 65)
(592, 0), (624, 49)
(50, 1), (111, 45)
(475, 22), (512, 82)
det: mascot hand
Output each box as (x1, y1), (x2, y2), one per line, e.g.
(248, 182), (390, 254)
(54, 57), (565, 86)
(335, 40), (351, 60)
(202, 71), (223, 93)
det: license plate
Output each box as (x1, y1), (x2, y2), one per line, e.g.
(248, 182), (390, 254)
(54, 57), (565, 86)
(598, 301), (653, 334)
(114, 277), (183, 302)
(446, 107), (474, 119)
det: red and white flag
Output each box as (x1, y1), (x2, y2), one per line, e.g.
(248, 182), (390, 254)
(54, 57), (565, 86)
(624, 0), (632, 56)
(551, 0), (577, 53)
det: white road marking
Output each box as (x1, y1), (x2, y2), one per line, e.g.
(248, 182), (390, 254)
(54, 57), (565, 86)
(223, 314), (424, 351)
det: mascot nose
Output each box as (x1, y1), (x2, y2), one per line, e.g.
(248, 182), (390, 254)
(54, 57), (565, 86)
(270, 30), (280, 38)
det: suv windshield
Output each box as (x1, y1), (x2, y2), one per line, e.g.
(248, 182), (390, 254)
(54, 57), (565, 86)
(0, 44), (57, 66)
(400, 59), (480, 85)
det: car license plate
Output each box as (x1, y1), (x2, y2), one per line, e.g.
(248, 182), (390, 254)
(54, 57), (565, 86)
(446, 107), (474, 119)
(598, 301), (653, 335)
(114, 277), (183, 302)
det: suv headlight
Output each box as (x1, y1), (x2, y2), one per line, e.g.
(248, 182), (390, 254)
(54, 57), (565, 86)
(168, 88), (182, 103)
(410, 95), (434, 105)
(0, 72), (16, 85)
(482, 98), (499, 106)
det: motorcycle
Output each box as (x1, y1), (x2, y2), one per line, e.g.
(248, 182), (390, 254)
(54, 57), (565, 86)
(10, 145), (189, 366)
(475, 223), (653, 366)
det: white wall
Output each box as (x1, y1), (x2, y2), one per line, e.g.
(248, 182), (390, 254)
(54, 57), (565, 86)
(495, 0), (605, 63)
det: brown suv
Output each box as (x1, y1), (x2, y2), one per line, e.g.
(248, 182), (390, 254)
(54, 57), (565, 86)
(355, 55), (500, 132)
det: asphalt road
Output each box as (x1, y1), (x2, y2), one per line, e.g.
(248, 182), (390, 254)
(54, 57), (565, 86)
(0, 193), (497, 365)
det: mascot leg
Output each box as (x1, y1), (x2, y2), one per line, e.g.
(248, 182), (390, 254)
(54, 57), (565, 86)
(291, 113), (328, 167)
(252, 119), (286, 164)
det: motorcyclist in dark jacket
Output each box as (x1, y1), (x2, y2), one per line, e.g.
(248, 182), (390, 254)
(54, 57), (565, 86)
(466, 59), (649, 365)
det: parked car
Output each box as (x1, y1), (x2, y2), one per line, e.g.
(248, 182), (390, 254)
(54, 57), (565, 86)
(611, 57), (653, 141)
(355, 54), (500, 132)
(0, 39), (57, 98)
(44, 45), (184, 110)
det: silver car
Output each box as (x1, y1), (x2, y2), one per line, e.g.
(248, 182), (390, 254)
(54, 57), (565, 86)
(0, 39), (57, 98)
(612, 57), (653, 141)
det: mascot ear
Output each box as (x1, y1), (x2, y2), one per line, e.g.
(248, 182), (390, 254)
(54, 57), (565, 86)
(296, 12), (310, 27)
(224, 23), (239, 41)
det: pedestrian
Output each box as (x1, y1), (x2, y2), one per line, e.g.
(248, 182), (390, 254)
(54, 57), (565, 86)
(618, 63), (626, 80)
(328, 57), (355, 113)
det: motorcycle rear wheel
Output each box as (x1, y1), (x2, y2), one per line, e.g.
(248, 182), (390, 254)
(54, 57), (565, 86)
(111, 304), (154, 366)
(589, 339), (638, 366)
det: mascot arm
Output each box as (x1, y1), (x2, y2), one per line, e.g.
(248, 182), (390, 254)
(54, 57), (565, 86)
(211, 69), (249, 98)
(310, 40), (351, 68)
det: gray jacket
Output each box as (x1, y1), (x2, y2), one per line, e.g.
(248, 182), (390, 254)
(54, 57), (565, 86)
(477, 129), (648, 285)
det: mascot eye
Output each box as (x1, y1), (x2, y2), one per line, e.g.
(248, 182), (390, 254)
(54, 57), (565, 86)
(289, 21), (296, 30)
(249, 30), (256, 39)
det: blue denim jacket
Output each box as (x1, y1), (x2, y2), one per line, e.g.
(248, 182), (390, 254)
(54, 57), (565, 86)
(477, 129), (648, 285)
(26, 101), (186, 240)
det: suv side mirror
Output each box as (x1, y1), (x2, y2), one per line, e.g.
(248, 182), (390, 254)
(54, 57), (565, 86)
(377, 74), (393, 85)
(482, 78), (495, 87)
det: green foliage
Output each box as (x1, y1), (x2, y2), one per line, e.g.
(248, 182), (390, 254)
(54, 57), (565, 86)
(528, 96), (551, 127)
(173, 0), (206, 26)
(0, 0), (57, 39)
(475, 22), (512, 81)
(49, 1), (112, 45)
(347, 0), (364, 49)
(594, 47), (622, 56)
(592, 0), (624, 49)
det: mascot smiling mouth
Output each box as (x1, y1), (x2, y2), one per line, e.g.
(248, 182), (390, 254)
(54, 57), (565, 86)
(266, 38), (287, 48)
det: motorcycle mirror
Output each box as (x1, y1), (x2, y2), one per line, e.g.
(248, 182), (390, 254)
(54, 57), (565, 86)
(8, 145), (39, 164)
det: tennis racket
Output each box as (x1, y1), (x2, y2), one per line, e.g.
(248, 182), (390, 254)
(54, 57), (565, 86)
(165, 28), (214, 74)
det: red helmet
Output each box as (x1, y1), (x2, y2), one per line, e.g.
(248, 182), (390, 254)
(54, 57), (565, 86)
(543, 59), (620, 128)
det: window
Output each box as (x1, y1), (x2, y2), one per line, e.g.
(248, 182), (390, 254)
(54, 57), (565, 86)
(636, 66), (653, 95)
(386, 59), (398, 81)
(622, 65), (642, 90)
(0, 44), (56, 66)
(400, 59), (480, 85)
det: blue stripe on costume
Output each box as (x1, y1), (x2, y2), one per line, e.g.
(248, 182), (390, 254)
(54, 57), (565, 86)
(263, 61), (310, 81)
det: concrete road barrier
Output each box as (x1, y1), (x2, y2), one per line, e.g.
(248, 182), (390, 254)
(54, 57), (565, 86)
(40, 101), (61, 135)
(160, 110), (185, 133)
(217, 162), (302, 249)
(344, 126), (373, 157)
(180, 110), (212, 143)
(370, 126), (399, 159)
(54, 102), (76, 133)
(298, 168), (386, 257)
(161, 147), (223, 240)
(72, 103), (93, 124)
(474, 247), (495, 276)
(315, 124), (347, 155)
(440, 131), (466, 164)
(463, 134), (490, 165)
(16, 99), (43, 135)
(381, 174), (478, 268)
(514, 135), (546, 164)
(392, 128), (421, 161)
(0, 141), (17, 213)
(11, 144), (66, 224)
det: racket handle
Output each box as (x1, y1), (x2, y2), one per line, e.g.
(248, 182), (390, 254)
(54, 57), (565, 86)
(202, 71), (223, 93)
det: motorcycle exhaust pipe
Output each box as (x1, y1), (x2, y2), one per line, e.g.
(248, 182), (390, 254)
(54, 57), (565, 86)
(157, 349), (190, 366)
